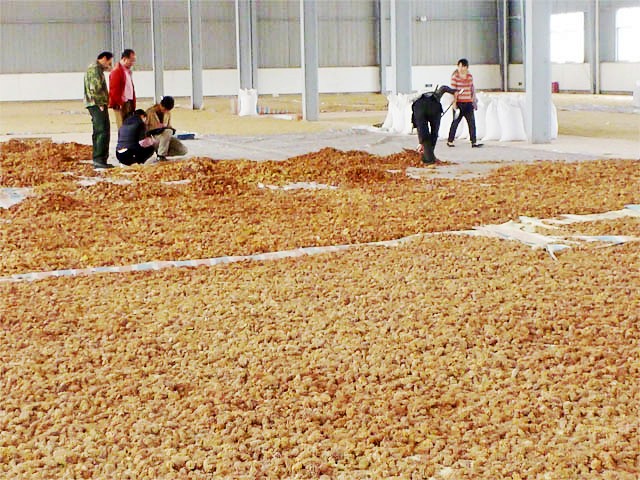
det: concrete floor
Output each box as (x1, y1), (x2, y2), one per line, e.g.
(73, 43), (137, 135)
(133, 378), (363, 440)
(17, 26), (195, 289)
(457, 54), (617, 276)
(1, 92), (638, 180)
(2, 121), (637, 180)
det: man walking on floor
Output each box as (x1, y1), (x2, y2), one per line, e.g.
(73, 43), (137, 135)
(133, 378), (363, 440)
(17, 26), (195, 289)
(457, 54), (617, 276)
(447, 58), (483, 148)
(83, 51), (114, 170)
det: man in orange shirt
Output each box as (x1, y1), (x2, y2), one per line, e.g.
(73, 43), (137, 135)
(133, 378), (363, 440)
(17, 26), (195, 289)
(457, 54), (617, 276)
(109, 49), (137, 128)
(447, 58), (483, 148)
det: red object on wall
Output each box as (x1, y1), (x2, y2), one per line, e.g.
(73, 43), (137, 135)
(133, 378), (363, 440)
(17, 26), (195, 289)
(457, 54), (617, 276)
(551, 82), (559, 93)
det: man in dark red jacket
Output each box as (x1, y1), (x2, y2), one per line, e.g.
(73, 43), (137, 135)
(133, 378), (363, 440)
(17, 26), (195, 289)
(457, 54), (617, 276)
(109, 49), (137, 128)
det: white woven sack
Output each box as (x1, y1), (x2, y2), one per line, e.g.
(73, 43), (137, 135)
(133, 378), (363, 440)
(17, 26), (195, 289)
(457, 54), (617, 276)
(400, 94), (415, 135)
(381, 93), (396, 130)
(474, 93), (489, 141)
(498, 97), (527, 142)
(390, 93), (413, 134)
(438, 95), (454, 138)
(390, 94), (406, 133)
(482, 99), (501, 141)
(238, 89), (258, 117)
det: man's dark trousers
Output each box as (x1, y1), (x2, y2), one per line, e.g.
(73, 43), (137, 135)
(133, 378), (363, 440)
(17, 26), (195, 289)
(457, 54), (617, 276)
(412, 94), (442, 164)
(448, 102), (477, 144)
(116, 145), (155, 166)
(88, 106), (110, 166)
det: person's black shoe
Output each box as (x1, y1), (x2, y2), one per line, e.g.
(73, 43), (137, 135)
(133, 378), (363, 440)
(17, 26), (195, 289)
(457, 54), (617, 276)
(93, 162), (114, 170)
(471, 143), (484, 148)
(156, 155), (168, 162)
(447, 141), (455, 147)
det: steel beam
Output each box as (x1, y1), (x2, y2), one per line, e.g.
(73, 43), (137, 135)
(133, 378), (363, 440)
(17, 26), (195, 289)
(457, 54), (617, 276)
(524, 0), (552, 143)
(150, 0), (164, 103)
(189, 0), (203, 109)
(300, 0), (319, 121)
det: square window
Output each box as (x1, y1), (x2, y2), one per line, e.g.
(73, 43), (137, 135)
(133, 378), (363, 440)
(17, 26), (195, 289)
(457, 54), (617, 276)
(616, 7), (640, 61)
(550, 12), (584, 64)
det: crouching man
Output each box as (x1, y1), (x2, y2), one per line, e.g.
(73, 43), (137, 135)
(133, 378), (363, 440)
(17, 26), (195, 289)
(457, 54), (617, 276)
(411, 85), (457, 164)
(145, 96), (188, 162)
(115, 109), (156, 166)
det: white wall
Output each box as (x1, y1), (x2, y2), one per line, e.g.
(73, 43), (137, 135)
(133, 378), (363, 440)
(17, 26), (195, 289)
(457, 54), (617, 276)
(0, 70), (241, 102)
(1, 63), (637, 102)
(601, 63), (640, 92)
(0, 73), (86, 101)
(257, 67), (381, 95)
(410, 65), (502, 92)
(0, 67), (379, 101)
(509, 62), (640, 92)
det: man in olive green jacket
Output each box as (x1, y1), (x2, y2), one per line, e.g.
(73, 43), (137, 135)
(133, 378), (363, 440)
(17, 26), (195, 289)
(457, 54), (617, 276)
(84, 51), (114, 169)
(145, 96), (187, 161)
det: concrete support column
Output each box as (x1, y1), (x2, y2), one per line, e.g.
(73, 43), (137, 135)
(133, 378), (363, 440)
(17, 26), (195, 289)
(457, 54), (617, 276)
(497, 0), (509, 91)
(300, 0), (319, 121)
(189, 0), (203, 109)
(590, 0), (601, 94)
(236, 0), (258, 90)
(150, 0), (164, 103)
(121, 0), (134, 51)
(110, 0), (133, 55)
(525, 0), (551, 143)
(109, 0), (124, 56)
(378, 0), (390, 93)
(391, 0), (411, 94)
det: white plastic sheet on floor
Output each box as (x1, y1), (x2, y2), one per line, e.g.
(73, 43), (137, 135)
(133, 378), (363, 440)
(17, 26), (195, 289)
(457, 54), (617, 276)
(382, 91), (558, 142)
(0, 187), (33, 209)
(1, 205), (638, 283)
(258, 182), (338, 191)
(461, 204), (640, 260)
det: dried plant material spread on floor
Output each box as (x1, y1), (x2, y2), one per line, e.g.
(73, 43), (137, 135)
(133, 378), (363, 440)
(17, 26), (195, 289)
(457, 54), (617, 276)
(1, 237), (638, 479)
(1, 140), (639, 275)
(0, 140), (639, 479)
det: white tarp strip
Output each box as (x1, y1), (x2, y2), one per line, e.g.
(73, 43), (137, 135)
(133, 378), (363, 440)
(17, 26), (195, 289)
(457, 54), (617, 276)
(0, 187), (34, 209)
(257, 182), (338, 191)
(545, 205), (640, 224)
(1, 206), (638, 283)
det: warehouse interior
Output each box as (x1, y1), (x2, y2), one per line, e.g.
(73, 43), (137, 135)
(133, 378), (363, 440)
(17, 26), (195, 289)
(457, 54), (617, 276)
(1, 1), (639, 479)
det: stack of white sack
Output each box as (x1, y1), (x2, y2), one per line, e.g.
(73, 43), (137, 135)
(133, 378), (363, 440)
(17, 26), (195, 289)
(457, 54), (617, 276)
(238, 88), (259, 117)
(381, 92), (422, 134)
(382, 91), (558, 142)
(476, 92), (558, 142)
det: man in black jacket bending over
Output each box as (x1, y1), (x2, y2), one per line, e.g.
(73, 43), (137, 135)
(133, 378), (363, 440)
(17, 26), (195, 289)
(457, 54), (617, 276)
(115, 109), (156, 166)
(411, 85), (457, 164)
